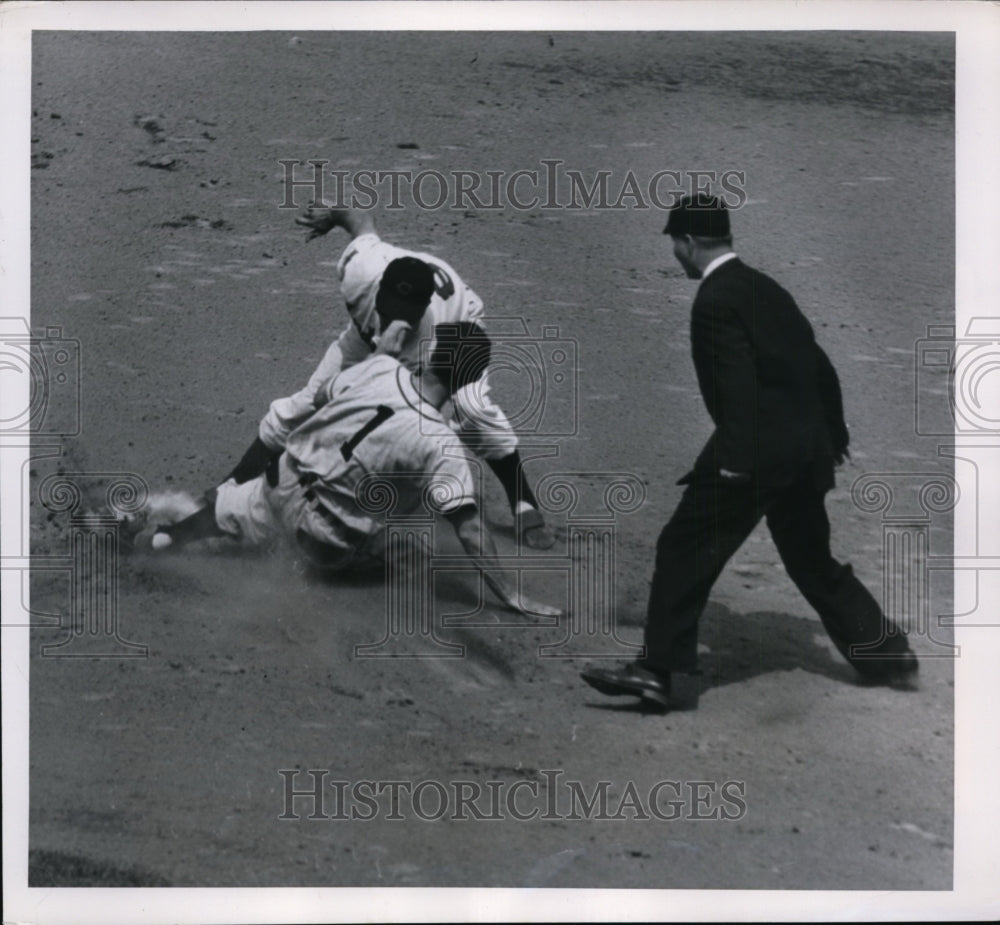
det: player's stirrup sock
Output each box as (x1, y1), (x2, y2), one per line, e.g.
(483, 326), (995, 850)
(160, 492), (227, 546)
(487, 451), (539, 512)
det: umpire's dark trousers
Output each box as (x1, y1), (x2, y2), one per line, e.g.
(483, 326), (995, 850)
(642, 461), (909, 678)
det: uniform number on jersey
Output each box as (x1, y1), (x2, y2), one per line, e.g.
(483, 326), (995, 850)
(340, 404), (395, 461)
(432, 266), (455, 300)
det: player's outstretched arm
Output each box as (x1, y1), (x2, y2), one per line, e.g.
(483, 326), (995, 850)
(258, 332), (355, 451)
(445, 505), (562, 618)
(295, 205), (376, 242)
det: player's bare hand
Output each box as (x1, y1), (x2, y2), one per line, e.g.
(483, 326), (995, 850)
(373, 319), (412, 357)
(295, 204), (345, 241)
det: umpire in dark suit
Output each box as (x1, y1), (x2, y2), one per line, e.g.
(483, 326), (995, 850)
(582, 194), (917, 709)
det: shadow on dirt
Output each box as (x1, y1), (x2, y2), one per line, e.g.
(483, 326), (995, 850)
(582, 598), (905, 713)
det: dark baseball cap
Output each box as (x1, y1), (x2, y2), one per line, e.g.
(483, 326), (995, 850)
(663, 193), (731, 238)
(375, 257), (436, 325)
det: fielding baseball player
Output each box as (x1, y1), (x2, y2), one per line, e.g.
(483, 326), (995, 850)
(225, 206), (556, 550)
(133, 322), (560, 619)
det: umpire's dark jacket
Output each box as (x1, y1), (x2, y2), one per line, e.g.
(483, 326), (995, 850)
(683, 258), (849, 488)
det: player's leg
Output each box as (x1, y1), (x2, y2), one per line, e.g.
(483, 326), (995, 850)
(450, 375), (555, 550)
(486, 452), (542, 517)
(151, 489), (226, 549)
(765, 471), (917, 685)
(119, 489), (219, 553)
(130, 475), (281, 552)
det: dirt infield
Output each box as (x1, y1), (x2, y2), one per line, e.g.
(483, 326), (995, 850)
(25, 29), (954, 892)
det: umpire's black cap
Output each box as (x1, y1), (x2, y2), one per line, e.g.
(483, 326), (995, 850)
(663, 193), (731, 238)
(375, 257), (436, 325)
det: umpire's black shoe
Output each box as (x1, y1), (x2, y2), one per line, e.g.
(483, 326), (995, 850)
(856, 649), (919, 690)
(580, 662), (672, 709)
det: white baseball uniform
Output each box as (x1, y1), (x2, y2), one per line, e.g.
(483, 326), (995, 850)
(259, 232), (518, 460)
(216, 353), (477, 568)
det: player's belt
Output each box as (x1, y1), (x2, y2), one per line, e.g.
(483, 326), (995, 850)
(299, 472), (325, 506)
(298, 473), (370, 550)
